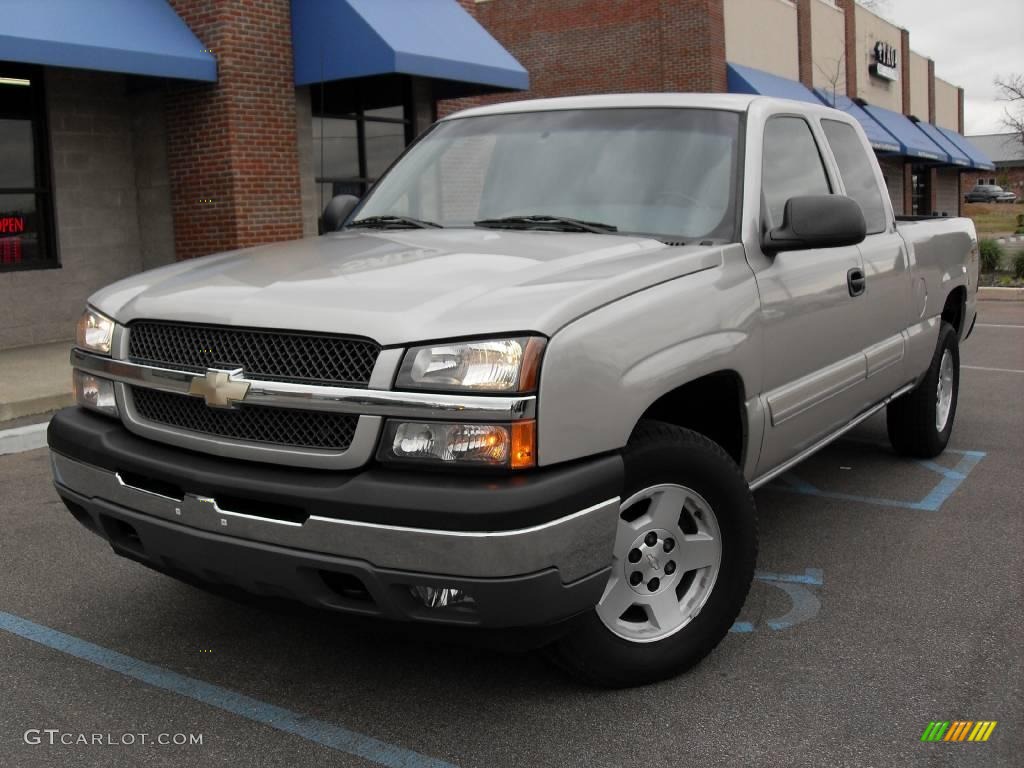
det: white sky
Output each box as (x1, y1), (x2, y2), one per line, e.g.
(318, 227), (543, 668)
(880, 0), (1024, 135)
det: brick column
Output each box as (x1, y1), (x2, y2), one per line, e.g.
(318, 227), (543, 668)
(659, 0), (727, 93)
(796, 0), (814, 88)
(900, 28), (911, 115)
(165, 0), (304, 260)
(957, 170), (962, 217)
(927, 59), (936, 124)
(957, 87), (965, 134)
(836, 0), (858, 99)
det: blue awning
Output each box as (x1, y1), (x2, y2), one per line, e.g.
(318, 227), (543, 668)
(0, 0), (215, 82)
(861, 104), (950, 163)
(936, 127), (996, 171)
(291, 0), (528, 93)
(912, 121), (970, 167)
(812, 89), (901, 154)
(727, 63), (820, 105)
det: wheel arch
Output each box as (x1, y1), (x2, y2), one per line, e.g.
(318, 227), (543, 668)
(942, 285), (967, 336)
(633, 370), (749, 468)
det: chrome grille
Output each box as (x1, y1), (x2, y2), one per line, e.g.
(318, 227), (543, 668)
(131, 388), (358, 451)
(127, 321), (379, 388)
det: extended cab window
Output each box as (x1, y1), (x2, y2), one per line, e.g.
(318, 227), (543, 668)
(761, 117), (830, 229)
(822, 120), (887, 234)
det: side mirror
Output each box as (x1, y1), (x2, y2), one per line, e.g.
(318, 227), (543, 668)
(762, 195), (866, 254)
(321, 194), (360, 234)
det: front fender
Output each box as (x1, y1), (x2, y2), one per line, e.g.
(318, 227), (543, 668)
(536, 244), (763, 476)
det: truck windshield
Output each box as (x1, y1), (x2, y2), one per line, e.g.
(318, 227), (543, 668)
(353, 108), (742, 242)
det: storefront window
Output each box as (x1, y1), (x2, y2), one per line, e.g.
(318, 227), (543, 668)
(0, 65), (56, 271)
(312, 77), (413, 222)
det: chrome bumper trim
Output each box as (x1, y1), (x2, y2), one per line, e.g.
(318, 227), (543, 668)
(71, 348), (537, 422)
(51, 452), (618, 583)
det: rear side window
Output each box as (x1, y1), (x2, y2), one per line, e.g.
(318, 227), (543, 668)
(822, 120), (887, 233)
(761, 117), (831, 228)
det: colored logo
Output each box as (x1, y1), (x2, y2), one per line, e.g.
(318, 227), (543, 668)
(921, 721), (997, 742)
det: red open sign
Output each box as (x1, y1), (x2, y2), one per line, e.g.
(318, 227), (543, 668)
(0, 216), (26, 234)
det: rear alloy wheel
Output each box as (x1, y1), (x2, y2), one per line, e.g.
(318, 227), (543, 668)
(547, 422), (756, 688)
(887, 321), (960, 458)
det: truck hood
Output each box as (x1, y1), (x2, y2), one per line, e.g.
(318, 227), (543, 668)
(91, 229), (724, 345)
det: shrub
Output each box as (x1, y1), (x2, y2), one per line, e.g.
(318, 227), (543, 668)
(1014, 253), (1024, 281)
(979, 239), (1003, 273)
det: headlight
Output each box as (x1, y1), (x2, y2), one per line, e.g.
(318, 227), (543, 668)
(396, 336), (545, 393)
(379, 420), (536, 470)
(73, 370), (119, 417)
(75, 307), (116, 355)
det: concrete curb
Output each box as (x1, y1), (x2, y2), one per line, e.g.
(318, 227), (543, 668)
(0, 421), (49, 456)
(0, 393), (73, 424)
(978, 287), (1024, 302)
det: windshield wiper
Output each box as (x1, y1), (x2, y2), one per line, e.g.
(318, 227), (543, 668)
(348, 215), (442, 230)
(474, 215), (618, 234)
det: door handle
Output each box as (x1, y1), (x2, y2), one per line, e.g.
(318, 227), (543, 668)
(847, 267), (866, 297)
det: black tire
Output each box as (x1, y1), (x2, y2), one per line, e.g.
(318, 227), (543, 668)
(887, 321), (960, 458)
(545, 422), (757, 688)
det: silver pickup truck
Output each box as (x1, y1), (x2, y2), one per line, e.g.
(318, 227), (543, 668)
(49, 94), (977, 687)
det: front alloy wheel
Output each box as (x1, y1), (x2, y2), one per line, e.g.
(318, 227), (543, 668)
(546, 422), (757, 688)
(596, 484), (722, 643)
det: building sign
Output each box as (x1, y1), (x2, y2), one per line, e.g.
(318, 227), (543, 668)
(872, 41), (898, 82)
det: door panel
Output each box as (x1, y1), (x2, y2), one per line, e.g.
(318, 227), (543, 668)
(858, 231), (913, 399)
(754, 244), (871, 473)
(817, 119), (914, 400)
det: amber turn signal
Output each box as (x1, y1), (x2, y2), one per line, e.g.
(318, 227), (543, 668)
(511, 420), (537, 470)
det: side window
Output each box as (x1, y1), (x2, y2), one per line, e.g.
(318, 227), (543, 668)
(761, 117), (831, 228)
(821, 119), (888, 234)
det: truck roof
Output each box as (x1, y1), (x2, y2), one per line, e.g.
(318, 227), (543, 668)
(443, 93), (828, 120)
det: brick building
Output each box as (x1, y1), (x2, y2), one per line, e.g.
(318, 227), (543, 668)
(454, 0), (993, 218)
(0, 0), (994, 351)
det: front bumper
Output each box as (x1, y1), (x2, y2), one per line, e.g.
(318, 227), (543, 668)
(48, 408), (623, 627)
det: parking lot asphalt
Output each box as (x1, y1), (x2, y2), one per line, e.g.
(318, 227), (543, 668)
(1, 303), (1021, 768)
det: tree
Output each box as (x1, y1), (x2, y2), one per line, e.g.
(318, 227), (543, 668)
(994, 74), (1024, 152)
(815, 52), (846, 107)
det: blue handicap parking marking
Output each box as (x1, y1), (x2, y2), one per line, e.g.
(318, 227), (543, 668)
(730, 568), (823, 634)
(765, 448), (986, 512)
(0, 611), (458, 768)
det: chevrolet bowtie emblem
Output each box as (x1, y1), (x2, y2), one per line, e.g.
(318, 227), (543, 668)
(188, 368), (250, 408)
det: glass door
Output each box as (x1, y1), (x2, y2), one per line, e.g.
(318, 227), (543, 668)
(910, 165), (932, 216)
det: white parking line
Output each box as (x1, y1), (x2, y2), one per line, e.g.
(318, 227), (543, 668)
(962, 365), (1024, 374)
(977, 324), (1024, 329)
(0, 421), (49, 456)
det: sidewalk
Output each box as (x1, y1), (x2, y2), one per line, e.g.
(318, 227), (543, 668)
(0, 340), (74, 423)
